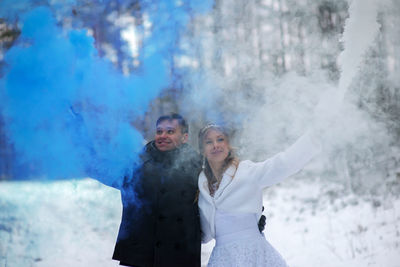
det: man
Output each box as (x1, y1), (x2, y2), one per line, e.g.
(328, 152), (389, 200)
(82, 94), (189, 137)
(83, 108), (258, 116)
(112, 113), (202, 267)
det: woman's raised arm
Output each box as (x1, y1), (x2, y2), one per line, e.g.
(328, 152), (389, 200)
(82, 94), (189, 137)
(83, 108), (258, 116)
(248, 131), (321, 188)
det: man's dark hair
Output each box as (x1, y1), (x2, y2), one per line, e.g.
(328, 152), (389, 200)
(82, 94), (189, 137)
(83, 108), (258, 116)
(156, 113), (189, 134)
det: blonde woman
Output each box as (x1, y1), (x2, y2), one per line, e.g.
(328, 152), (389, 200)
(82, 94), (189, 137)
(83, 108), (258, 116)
(198, 124), (320, 266)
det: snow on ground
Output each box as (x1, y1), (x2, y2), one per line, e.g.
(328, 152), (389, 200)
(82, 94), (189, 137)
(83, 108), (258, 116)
(1, 178), (399, 267)
(263, 179), (400, 267)
(0, 179), (121, 267)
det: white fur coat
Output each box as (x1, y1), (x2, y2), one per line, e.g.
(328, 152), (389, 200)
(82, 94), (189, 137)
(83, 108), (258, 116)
(198, 132), (321, 243)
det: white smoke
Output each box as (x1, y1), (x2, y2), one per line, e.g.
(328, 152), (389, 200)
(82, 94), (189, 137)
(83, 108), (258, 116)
(179, 0), (400, 194)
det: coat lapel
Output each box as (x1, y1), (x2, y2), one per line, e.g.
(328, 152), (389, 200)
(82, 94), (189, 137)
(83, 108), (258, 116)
(199, 171), (213, 203)
(213, 165), (236, 200)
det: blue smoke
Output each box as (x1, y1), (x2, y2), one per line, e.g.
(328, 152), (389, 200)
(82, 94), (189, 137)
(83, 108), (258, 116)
(1, 1), (213, 184)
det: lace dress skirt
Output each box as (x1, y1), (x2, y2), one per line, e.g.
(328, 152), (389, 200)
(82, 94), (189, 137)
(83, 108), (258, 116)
(207, 211), (288, 267)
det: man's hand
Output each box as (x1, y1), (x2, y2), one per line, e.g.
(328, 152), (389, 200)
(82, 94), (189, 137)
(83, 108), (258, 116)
(258, 206), (266, 233)
(258, 215), (266, 233)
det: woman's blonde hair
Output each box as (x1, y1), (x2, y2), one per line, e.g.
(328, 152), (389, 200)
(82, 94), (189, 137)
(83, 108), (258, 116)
(198, 124), (239, 195)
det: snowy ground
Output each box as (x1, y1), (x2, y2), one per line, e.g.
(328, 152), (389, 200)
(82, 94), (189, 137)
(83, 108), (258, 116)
(0, 178), (399, 267)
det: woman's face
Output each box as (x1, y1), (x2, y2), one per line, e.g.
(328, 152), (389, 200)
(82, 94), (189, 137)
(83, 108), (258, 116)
(203, 129), (230, 165)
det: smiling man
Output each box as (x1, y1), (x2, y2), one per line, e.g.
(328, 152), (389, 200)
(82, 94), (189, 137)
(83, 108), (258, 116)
(112, 113), (202, 267)
(154, 116), (188, 152)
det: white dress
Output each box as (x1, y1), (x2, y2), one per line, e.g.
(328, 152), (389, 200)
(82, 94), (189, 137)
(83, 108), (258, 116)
(198, 132), (320, 267)
(207, 210), (288, 267)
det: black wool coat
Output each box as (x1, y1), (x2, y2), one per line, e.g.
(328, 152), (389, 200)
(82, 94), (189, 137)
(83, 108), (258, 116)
(112, 141), (202, 267)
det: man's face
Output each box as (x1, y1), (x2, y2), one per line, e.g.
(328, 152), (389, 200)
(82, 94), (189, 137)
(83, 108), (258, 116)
(155, 119), (188, 152)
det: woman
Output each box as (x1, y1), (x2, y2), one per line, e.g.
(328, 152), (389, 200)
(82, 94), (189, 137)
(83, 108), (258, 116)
(197, 124), (320, 266)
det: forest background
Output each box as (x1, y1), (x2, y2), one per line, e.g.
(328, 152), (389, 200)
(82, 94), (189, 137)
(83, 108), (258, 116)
(1, 0), (399, 193)
(0, 0), (399, 266)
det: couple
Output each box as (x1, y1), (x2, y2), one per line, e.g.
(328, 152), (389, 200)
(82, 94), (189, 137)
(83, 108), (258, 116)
(111, 113), (320, 267)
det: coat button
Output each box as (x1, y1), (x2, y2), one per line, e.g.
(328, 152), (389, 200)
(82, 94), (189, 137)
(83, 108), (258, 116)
(160, 188), (166, 194)
(158, 215), (166, 221)
(174, 243), (181, 250)
(155, 241), (161, 248)
(181, 190), (186, 197)
(176, 217), (183, 223)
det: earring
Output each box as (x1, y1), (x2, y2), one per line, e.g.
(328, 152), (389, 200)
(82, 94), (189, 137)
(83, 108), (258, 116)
(202, 157), (205, 169)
